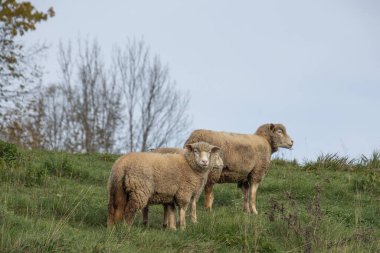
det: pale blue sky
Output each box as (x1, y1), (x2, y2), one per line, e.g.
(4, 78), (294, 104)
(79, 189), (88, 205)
(25, 0), (380, 161)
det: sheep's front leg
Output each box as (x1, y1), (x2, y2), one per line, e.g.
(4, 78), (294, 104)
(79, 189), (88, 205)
(167, 204), (176, 230)
(249, 182), (259, 215)
(190, 197), (197, 223)
(178, 206), (187, 230)
(204, 183), (214, 210)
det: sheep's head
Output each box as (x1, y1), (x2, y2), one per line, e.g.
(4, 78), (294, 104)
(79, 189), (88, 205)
(184, 142), (221, 171)
(256, 123), (293, 152)
(211, 154), (224, 171)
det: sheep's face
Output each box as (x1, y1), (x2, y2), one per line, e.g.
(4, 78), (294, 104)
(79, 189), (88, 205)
(185, 142), (221, 170)
(211, 155), (224, 171)
(270, 124), (293, 149)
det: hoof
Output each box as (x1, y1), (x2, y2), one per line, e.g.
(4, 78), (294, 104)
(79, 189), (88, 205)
(250, 206), (258, 215)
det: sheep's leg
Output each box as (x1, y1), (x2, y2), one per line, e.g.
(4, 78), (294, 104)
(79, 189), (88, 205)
(115, 206), (125, 223)
(107, 206), (124, 228)
(241, 183), (250, 213)
(249, 182), (259, 215)
(167, 204), (177, 230)
(162, 204), (169, 228)
(125, 191), (148, 225)
(107, 188), (127, 228)
(142, 206), (149, 226)
(125, 210), (136, 225)
(204, 183), (214, 210)
(107, 205), (115, 228)
(190, 197), (197, 223)
(178, 206), (187, 230)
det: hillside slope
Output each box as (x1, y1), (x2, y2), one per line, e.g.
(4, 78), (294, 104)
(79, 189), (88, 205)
(1, 143), (379, 252)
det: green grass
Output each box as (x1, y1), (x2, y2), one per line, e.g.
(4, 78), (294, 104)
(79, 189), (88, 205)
(1, 144), (379, 252)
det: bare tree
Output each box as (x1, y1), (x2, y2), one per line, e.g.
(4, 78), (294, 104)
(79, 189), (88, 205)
(42, 85), (66, 150)
(1, 37), (191, 154)
(58, 39), (122, 153)
(113, 39), (191, 152)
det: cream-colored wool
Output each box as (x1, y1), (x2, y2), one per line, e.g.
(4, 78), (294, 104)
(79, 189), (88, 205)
(149, 147), (223, 227)
(107, 142), (221, 230)
(184, 123), (293, 214)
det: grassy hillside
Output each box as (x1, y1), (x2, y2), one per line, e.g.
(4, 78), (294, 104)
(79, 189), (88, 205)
(1, 141), (379, 252)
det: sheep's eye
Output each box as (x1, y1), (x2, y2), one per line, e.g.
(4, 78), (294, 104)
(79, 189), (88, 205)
(194, 149), (199, 153)
(276, 129), (283, 134)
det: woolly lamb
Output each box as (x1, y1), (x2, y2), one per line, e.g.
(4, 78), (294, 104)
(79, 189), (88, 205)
(149, 147), (223, 227)
(107, 142), (221, 230)
(184, 123), (293, 214)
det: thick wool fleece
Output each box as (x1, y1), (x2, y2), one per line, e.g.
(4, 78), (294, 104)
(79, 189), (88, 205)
(107, 142), (221, 228)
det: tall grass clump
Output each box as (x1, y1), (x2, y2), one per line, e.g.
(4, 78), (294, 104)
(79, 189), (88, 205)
(356, 151), (380, 169)
(304, 153), (355, 171)
(43, 153), (90, 181)
(0, 142), (47, 186)
(354, 151), (380, 193)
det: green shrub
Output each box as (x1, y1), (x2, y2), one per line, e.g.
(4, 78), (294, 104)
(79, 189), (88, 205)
(353, 171), (380, 193)
(0, 140), (19, 163)
(43, 154), (89, 181)
(25, 164), (48, 186)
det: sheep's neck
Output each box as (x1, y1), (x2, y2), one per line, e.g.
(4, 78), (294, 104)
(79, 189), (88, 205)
(254, 133), (278, 154)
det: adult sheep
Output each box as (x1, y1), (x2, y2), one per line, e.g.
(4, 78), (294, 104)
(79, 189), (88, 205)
(107, 142), (221, 230)
(184, 123), (293, 214)
(149, 147), (223, 227)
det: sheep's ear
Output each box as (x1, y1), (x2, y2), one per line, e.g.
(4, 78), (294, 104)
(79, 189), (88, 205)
(185, 144), (193, 152)
(269, 124), (275, 132)
(211, 146), (220, 153)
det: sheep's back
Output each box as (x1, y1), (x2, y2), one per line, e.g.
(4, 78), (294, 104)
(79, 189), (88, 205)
(185, 130), (271, 180)
(117, 152), (187, 196)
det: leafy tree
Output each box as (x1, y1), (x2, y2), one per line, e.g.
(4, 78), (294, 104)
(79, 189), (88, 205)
(0, 0), (54, 114)
(0, 0), (54, 36)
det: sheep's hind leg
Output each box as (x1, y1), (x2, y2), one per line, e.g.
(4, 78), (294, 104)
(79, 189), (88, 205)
(107, 188), (127, 228)
(204, 183), (214, 210)
(249, 182), (259, 215)
(107, 204), (115, 228)
(142, 206), (149, 226)
(125, 191), (148, 225)
(162, 204), (169, 228)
